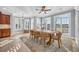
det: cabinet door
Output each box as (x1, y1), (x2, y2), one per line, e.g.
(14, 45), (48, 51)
(0, 29), (2, 38)
(6, 15), (10, 24)
(1, 14), (6, 24)
(7, 29), (10, 36)
(2, 29), (6, 37)
(2, 29), (10, 37)
(0, 14), (10, 24)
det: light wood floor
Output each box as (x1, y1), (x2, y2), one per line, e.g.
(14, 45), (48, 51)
(0, 33), (79, 52)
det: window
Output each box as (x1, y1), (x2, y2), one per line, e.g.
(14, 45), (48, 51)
(55, 17), (62, 32)
(24, 18), (30, 30)
(62, 17), (70, 33)
(31, 18), (34, 30)
(41, 17), (51, 31)
(36, 18), (41, 30)
(54, 13), (71, 35)
(45, 17), (51, 31)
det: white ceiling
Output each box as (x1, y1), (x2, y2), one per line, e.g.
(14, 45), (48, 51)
(0, 6), (76, 17)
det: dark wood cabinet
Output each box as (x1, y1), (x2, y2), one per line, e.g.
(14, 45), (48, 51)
(0, 29), (2, 38)
(0, 29), (10, 38)
(6, 15), (10, 24)
(2, 29), (10, 37)
(0, 12), (10, 38)
(0, 14), (10, 24)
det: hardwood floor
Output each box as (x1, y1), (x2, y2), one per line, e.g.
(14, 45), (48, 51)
(0, 36), (31, 52)
(0, 33), (79, 52)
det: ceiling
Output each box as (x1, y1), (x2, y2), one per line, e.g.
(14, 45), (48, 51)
(0, 6), (77, 18)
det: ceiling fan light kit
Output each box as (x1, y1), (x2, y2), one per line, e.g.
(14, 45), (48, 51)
(36, 6), (51, 14)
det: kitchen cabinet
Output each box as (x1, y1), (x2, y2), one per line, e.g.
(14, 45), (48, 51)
(0, 12), (10, 38)
(0, 14), (10, 24)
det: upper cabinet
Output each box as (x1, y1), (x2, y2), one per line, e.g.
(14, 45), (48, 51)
(6, 15), (10, 24)
(0, 13), (10, 24)
(0, 12), (10, 25)
(0, 12), (10, 38)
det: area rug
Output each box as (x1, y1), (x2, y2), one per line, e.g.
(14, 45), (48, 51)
(21, 37), (69, 52)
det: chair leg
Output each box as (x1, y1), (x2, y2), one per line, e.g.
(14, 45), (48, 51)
(47, 38), (51, 46)
(37, 38), (39, 43)
(58, 39), (60, 48)
(40, 39), (42, 45)
(38, 38), (40, 45)
(44, 39), (45, 46)
(36, 37), (38, 43)
(52, 39), (54, 42)
(60, 39), (62, 45)
(34, 37), (36, 42)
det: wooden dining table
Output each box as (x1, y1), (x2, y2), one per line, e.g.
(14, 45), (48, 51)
(30, 30), (62, 48)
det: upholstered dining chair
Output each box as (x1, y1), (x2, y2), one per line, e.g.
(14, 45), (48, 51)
(40, 32), (51, 46)
(52, 31), (62, 48)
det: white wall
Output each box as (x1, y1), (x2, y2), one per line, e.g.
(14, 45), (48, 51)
(70, 10), (75, 37)
(75, 10), (79, 48)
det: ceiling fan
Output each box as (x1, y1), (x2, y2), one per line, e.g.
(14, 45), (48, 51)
(36, 6), (51, 14)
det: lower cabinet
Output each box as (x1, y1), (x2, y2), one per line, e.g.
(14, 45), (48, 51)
(0, 12), (10, 38)
(0, 29), (10, 38)
(0, 29), (2, 38)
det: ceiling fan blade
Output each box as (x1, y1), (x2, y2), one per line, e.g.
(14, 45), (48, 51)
(44, 9), (51, 11)
(42, 6), (46, 9)
(39, 11), (41, 14)
(48, 9), (51, 11)
(35, 9), (39, 10)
